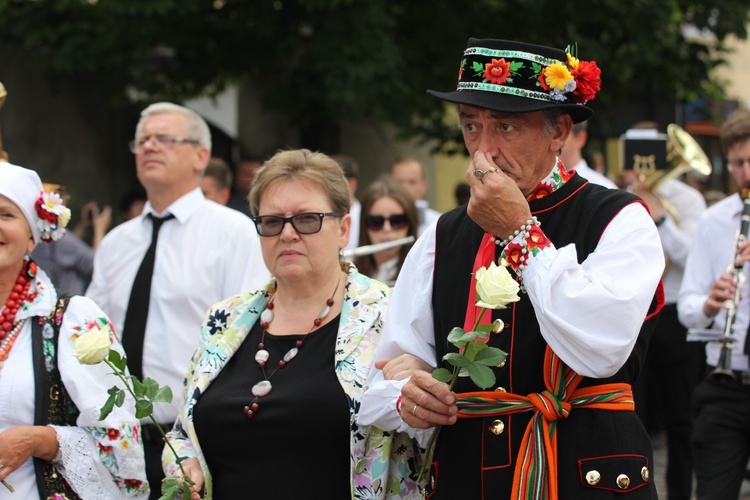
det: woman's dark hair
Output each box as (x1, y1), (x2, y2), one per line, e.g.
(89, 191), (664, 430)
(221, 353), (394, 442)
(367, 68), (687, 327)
(353, 175), (417, 282)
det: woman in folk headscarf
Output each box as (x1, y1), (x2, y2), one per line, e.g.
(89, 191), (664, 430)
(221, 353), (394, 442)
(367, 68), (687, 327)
(0, 162), (147, 499)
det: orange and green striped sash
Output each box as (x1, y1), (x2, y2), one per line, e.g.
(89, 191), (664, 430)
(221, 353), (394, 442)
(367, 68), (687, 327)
(455, 347), (635, 500)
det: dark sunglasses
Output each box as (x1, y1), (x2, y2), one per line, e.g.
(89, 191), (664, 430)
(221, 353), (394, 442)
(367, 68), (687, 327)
(365, 214), (409, 231)
(251, 212), (341, 237)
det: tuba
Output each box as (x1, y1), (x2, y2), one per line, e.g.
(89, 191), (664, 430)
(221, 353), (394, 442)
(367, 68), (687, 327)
(710, 189), (750, 382)
(620, 124), (712, 226)
(633, 124), (712, 190)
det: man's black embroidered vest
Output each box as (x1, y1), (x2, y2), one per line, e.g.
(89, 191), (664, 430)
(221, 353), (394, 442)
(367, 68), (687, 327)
(429, 175), (659, 499)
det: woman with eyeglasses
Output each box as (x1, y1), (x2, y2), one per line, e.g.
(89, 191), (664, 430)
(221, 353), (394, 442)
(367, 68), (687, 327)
(163, 149), (423, 499)
(354, 176), (418, 287)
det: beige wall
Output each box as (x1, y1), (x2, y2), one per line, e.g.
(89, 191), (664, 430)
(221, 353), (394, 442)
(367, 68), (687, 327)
(716, 34), (750, 107)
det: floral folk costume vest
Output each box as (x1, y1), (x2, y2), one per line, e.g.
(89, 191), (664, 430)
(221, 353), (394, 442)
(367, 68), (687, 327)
(32, 296), (81, 500)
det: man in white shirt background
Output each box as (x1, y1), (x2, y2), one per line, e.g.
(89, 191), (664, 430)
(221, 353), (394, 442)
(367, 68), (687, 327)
(390, 156), (441, 235)
(200, 156), (233, 206)
(559, 120), (618, 189)
(622, 123), (707, 500)
(334, 154), (362, 252)
(678, 108), (750, 499)
(86, 102), (269, 498)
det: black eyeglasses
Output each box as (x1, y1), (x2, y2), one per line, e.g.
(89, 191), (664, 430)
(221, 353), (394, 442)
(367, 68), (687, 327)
(365, 214), (409, 231)
(251, 212), (341, 237)
(129, 135), (201, 154)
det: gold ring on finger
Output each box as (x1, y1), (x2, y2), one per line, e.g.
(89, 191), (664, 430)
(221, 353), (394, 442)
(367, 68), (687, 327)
(412, 403), (418, 416)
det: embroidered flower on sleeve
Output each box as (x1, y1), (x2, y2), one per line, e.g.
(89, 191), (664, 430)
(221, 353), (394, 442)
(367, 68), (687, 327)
(527, 225), (551, 250)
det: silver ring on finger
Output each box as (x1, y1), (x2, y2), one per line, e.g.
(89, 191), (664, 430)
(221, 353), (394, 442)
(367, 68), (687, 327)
(0, 464), (5, 471)
(473, 169), (486, 181)
(412, 403), (418, 416)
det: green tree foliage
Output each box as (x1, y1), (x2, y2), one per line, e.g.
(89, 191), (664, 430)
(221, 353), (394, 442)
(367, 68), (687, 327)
(1, 0), (748, 152)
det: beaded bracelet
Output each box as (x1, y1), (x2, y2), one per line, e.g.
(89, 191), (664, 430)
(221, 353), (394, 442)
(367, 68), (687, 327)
(489, 216), (541, 247)
(493, 216), (546, 293)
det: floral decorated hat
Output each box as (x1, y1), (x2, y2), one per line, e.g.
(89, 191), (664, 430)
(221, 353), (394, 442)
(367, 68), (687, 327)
(0, 161), (70, 243)
(427, 38), (601, 124)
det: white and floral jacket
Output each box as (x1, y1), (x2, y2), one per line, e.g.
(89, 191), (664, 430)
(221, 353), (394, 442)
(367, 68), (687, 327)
(164, 265), (424, 499)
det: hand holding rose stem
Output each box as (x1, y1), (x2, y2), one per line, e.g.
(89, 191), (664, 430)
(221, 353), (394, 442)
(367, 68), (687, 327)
(73, 323), (194, 500)
(417, 262), (520, 483)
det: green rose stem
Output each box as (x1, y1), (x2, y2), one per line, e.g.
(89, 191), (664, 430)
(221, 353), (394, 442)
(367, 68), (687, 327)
(102, 358), (193, 497)
(417, 308), (489, 484)
(2, 479), (13, 492)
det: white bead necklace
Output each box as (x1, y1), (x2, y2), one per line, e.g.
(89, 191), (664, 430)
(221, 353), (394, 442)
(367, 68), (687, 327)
(243, 276), (341, 419)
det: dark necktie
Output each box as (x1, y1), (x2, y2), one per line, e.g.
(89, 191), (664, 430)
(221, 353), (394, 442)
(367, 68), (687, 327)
(122, 213), (175, 380)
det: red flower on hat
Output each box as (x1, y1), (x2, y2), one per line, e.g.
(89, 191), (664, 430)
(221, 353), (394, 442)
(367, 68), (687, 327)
(483, 58), (512, 85)
(537, 73), (551, 92)
(458, 58), (466, 82)
(571, 60), (601, 104)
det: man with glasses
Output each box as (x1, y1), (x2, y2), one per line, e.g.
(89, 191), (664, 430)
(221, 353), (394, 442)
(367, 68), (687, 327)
(86, 102), (269, 498)
(678, 108), (750, 499)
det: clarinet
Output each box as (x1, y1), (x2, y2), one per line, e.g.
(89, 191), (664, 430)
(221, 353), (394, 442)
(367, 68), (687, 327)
(710, 189), (750, 382)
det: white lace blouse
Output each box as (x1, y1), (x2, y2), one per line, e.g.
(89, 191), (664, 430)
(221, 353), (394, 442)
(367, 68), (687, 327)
(0, 266), (147, 499)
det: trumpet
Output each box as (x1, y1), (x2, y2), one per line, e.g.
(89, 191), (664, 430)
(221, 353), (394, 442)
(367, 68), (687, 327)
(341, 236), (415, 259)
(710, 189), (750, 382)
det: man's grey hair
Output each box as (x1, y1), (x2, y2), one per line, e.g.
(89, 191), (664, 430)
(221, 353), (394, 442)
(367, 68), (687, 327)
(135, 102), (212, 151)
(543, 109), (568, 135)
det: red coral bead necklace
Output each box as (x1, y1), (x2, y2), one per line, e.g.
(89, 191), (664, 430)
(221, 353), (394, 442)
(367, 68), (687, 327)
(0, 260), (36, 370)
(243, 275), (342, 419)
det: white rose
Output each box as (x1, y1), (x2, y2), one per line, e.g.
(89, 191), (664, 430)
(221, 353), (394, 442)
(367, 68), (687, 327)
(475, 262), (521, 309)
(58, 207), (72, 229)
(73, 323), (112, 365)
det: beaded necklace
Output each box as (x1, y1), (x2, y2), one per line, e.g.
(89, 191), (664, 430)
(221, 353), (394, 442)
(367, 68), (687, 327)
(243, 276), (342, 419)
(0, 260), (36, 370)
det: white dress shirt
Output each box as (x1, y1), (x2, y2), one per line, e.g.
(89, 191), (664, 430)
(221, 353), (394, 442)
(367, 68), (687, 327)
(416, 199), (442, 236)
(655, 179), (706, 304)
(86, 188), (270, 424)
(345, 199), (362, 251)
(678, 193), (750, 370)
(359, 203), (663, 434)
(571, 159), (618, 189)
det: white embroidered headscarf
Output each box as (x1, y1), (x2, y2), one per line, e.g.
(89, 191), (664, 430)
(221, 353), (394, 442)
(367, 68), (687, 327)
(0, 161), (70, 243)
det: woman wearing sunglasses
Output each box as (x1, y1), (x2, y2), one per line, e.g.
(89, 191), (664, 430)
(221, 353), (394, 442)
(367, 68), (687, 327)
(354, 176), (418, 287)
(163, 149), (423, 499)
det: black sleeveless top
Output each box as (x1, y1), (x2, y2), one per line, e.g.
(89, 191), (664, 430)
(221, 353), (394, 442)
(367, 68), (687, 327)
(193, 315), (351, 499)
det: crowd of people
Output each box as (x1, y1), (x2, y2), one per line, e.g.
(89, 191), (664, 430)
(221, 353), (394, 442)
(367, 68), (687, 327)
(1, 35), (748, 500)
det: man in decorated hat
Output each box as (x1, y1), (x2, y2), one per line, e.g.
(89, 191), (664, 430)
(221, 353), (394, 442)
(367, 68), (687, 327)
(360, 38), (664, 498)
